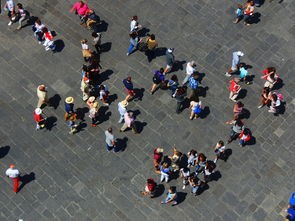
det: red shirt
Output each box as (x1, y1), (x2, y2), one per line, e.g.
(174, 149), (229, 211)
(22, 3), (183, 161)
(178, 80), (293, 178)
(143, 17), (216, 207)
(147, 182), (156, 192)
(229, 80), (240, 92)
(34, 112), (43, 123)
(153, 148), (162, 163)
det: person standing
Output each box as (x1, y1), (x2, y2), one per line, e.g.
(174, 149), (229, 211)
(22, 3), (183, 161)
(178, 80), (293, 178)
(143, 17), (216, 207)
(229, 78), (241, 102)
(160, 162), (170, 183)
(36, 84), (49, 108)
(92, 32), (101, 53)
(122, 76), (135, 102)
(64, 97), (74, 121)
(130, 15), (142, 33)
(173, 86), (187, 114)
(189, 100), (202, 120)
(99, 85), (109, 106)
(188, 73), (199, 100)
(226, 117), (245, 143)
(164, 48), (175, 74)
(3, 0), (15, 26)
(140, 178), (156, 197)
(80, 77), (91, 101)
(150, 68), (165, 95)
(69, 0), (89, 24)
(42, 27), (55, 51)
(244, 0), (255, 26)
(66, 113), (78, 134)
(105, 127), (117, 152)
(153, 147), (164, 173)
(145, 34), (158, 62)
(5, 164), (20, 193)
(89, 101), (99, 126)
(213, 140), (226, 163)
(117, 100), (128, 123)
(32, 19), (45, 44)
(81, 39), (92, 62)
(34, 108), (46, 130)
(120, 112), (138, 133)
(225, 51), (244, 77)
(127, 31), (139, 56)
(183, 61), (197, 85)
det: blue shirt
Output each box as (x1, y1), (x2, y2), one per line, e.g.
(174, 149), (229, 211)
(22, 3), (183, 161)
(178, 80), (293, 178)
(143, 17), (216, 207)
(154, 70), (165, 81)
(188, 76), (198, 89)
(123, 79), (133, 90)
(65, 102), (74, 114)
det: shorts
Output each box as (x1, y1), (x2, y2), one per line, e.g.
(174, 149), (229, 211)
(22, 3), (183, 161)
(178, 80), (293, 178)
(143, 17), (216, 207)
(127, 89), (135, 96)
(152, 77), (161, 84)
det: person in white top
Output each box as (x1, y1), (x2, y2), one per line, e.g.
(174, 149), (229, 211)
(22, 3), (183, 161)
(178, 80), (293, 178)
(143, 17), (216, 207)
(183, 61), (197, 85)
(16, 3), (28, 30)
(130, 15), (142, 33)
(32, 19), (45, 44)
(213, 140), (226, 163)
(3, 0), (15, 26)
(5, 164), (20, 193)
(117, 100), (128, 123)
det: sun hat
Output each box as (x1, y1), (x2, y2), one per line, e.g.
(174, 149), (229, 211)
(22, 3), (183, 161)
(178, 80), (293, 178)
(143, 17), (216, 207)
(35, 107), (42, 115)
(65, 97), (74, 104)
(92, 101), (99, 108)
(120, 100), (128, 108)
(88, 96), (95, 102)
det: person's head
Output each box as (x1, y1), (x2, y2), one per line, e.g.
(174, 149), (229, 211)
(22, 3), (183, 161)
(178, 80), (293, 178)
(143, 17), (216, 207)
(156, 147), (164, 153)
(248, 0), (254, 5)
(17, 3), (23, 9)
(218, 140), (224, 146)
(267, 67), (276, 73)
(92, 32), (98, 38)
(236, 119), (244, 127)
(150, 34), (155, 41)
(189, 149), (197, 155)
(35, 19), (41, 25)
(80, 0), (86, 6)
(81, 39), (88, 44)
(190, 61), (197, 67)
(41, 27), (48, 33)
(271, 93), (277, 101)
(243, 129), (250, 136)
(99, 85), (105, 90)
(127, 76), (132, 82)
(198, 153), (206, 162)
(38, 85), (46, 91)
(129, 31), (138, 39)
(169, 186), (176, 193)
(162, 162), (168, 168)
(10, 164), (15, 169)
(262, 87), (270, 94)
(237, 3), (243, 9)
(107, 127), (112, 133)
(171, 74), (178, 82)
(132, 15), (138, 21)
(82, 64), (88, 72)
(236, 101), (244, 108)
(159, 68), (164, 74)
(147, 178), (154, 184)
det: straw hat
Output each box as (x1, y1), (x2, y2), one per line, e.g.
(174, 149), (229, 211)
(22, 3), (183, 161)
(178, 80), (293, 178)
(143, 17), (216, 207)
(35, 107), (42, 115)
(93, 101), (99, 108)
(120, 100), (128, 108)
(65, 97), (74, 104)
(88, 96), (95, 102)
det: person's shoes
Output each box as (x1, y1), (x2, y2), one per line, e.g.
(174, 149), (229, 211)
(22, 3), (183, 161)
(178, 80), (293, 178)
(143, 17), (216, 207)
(45, 47), (50, 51)
(182, 185), (186, 190)
(16, 26), (21, 30)
(214, 158), (217, 164)
(8, 21), (12, 26)
(257, 105), (263, 109)
(38, 41), (42, 45)
(119, 129), (123, 132)
(91, 124), (97, 127)
(225, 72), (231, 77)
(246, 81), (252, 85)
(126, 53), (129, 56)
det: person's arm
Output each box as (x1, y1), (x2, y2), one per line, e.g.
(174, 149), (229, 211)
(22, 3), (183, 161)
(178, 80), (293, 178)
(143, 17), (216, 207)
(69, 3), (77, 13)
(166, 193), (176, 204)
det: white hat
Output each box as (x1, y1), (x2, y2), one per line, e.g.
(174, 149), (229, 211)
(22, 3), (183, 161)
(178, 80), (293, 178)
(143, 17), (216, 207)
(35, 108), (42, 115)
(167, 48), (174, 53)
(237, 51), (244, 56)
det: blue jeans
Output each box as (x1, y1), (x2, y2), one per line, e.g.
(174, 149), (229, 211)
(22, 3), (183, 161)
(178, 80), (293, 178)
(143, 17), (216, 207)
(106, 143), (113, 151)
(127, 44), (135, 54)
(239, 139), (245, 146)
(192, 185), (199, 194)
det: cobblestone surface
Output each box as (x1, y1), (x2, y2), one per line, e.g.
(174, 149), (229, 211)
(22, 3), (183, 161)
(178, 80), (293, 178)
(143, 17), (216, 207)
(0, 0), (294, 220)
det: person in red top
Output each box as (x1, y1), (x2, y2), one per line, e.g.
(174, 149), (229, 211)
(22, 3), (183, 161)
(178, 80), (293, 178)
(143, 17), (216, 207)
(229, 78), (241, 102)
(140, 178), (157, 197)
(153, 147), (164, 173)
(34, 108), (45, 130)
(41, 27), (55, 51)
(69, 0), (89, 24)
(244, 0), (255, 26)
(239, 129), (252, 147)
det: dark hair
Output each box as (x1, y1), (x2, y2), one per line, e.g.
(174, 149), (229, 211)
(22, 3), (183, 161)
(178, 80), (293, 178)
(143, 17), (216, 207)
(159, 68), (164, 73)
(218, 140), (224, 146)
(198, 153), (206, 161)
(262, 87), (270, 94)
(243, 129), (250, 136)
(147, 178), (154, 184)
(35, 19), (41, 25)
(99, 85), (105, 90)
(41, 27), (48, 33)
(82, 65), (88, 72)
(132, 15), (138, 21)
(267, 67), (276, 73)
(189, 149), (197, 155)
(17, 3), (23, 9)
(92, 32), (98, 38)
(107, 127), (112, 133)
(171, 74), (178, 82)
(169, 186), (176, 193)
(235, 119), (244, 127)
(150, 34), (155, 40)
(271, 93), (277, 101)
(236, 101), (244, 108)
(129, 31), (138, 39)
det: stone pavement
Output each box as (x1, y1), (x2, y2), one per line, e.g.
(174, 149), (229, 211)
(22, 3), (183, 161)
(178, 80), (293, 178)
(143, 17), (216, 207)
(0, 0), (294, 220)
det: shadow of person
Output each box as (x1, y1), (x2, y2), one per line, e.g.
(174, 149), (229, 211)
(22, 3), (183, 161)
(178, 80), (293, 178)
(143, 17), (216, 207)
(196, 183), (209, 195)
(135, 121), (147, 134)
(53, 39), (65, 53)
(114, 137), (128, 152)
(97, 106), (111, 124)
(48, 94), (61, 109)
(151, 184), (165, 198)
(23, 15), (38, 28)
(199, 106), (210, 119)
(76, 107), (89, 121)
(237, 89), (247, 100)
(99, 69), (114, 84)
(221, 149), (232, 162)
(239, 108), (251, 119)
(108, 94), (118, 105)
(171, 60), (186, 72)
(75, 122), (87, 133)
(154, 47), (167, 57)
(132, 109), (141, 118)
(45, 116), (57, 131)
(133, 88), (145, 101)
(250, 12), (261, 24)
(100, 42), (112, 53)
(93, 20), (108, 32)
(137, 27), (150, 37)
(0, 146), (10, 159)
(18, 172), (35, 192)
(210, 170), (222, 182)
(176, 192), (187, 205)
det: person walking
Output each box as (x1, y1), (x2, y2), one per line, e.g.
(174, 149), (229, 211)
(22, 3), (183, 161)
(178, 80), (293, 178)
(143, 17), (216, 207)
(244, 0), (255, 26)
(92, 32), (102, 53)
(226, 117), (245, 143)
(80, 77), (91, 101)
(122, 76), (135, 102)
(229, 78), (241, 102)
(66, 113), (78, 134)
(120, 112), (138, 133)
(3, 0), (15, 26)
(127, 31), (139, 56)
(188, 175), (203, 196)
(258, 87), (271, 108)
(117, 100), (128, 123)
(167, 75), (179, 96)
(81, 39), (93, 62)
(161, 186), (178, 206)
(34, 107), (46, 130)
(99, 85), (109, 106)
(159, 162), (170, 183)
(189, 100), (202, 120)
(213, 140), (226, 163)
(130, 15), (142, 33)
(225, 51), (244, 77)
(32, 18), (45, 44)
(15, 3), (29, 30)
(36, 84), (49, 108)
(150, 68), (165, 95)
(233, 101), (244, 120)
(64, 97), (75, 120)
(233, 4), (244, 24)
(42, 27), (55, 51)
(89, 101), (99, 126)
(69, 0), (89, 24)
(180, 167), (190, 189)
(5, 164), (20, 193)
(153, 147), (164, 173)
(183, 61), (197, 85)
(173, 86), (187, 114)
(164, 48), (175, 74)
(105, 127), (117, 152)
(188, 73), (199, 100)
(145, 34), (158, 62)
(262, 67), (278, 90)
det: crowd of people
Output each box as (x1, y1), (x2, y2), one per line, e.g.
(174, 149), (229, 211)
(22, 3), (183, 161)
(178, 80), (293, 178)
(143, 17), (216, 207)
(2, 0), (289, 218)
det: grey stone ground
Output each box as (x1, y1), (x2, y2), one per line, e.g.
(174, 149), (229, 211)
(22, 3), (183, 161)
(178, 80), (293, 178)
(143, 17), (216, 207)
(0, 0), (294, 220)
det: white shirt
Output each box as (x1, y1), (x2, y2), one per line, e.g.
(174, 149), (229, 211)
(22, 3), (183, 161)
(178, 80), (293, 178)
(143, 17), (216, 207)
(186, 62), (196, 75)
(130, 20), (137, 32)
(6, 168), (20, 178)
(81, 43), (89, 50)
(118, 103), (127, 116)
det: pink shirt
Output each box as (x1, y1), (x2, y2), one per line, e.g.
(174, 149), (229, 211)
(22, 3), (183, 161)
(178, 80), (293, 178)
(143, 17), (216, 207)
(124, 112), (134, 127)
(71, 2), (89, 16)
